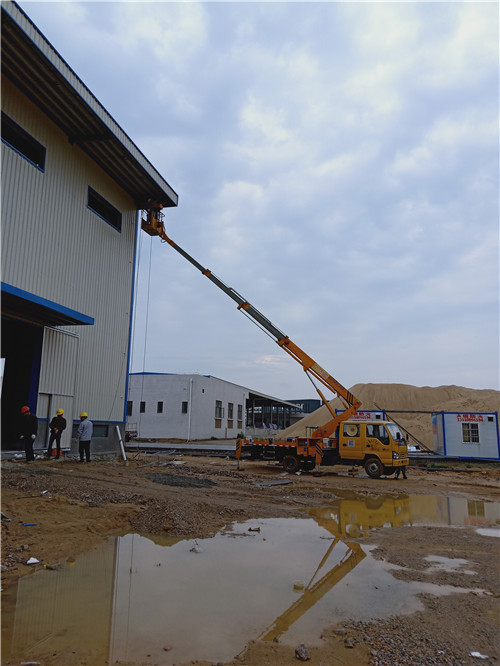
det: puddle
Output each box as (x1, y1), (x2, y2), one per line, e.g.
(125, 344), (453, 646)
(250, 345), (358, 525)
(2, 493), (497, 665)
(424, 555), (476, 575)
(476, 527), (500, 538)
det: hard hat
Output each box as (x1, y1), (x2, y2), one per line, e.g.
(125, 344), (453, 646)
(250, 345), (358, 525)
(80, 412), (88, 418)
(21, 406), (30, 414)
(57, 409), (64, 415)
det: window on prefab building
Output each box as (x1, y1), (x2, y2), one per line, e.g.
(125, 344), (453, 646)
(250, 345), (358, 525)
(140, 401), (146, 413)
(237, 404), (243, 429)
(462, 422), (479, 443)
(127, 401), (133, 417)
(215, 400), (223, 429)
(228, 403), (234, 419)
(182, 401), (188, 414)
(157, 402), (163, 414)
(87, 187), (122, 231)
(1, 112), (46, 171)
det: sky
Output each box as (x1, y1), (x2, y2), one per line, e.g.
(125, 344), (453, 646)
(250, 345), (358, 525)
(19, 1), (499, 399)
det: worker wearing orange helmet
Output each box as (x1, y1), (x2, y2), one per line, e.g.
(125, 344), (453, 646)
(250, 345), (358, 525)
(19, 405), (38, 463)
(46, 408), (66, 459)
(76, 412), (93, 463)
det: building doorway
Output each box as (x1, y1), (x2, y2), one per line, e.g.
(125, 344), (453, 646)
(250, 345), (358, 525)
(1, 317), (43, 449)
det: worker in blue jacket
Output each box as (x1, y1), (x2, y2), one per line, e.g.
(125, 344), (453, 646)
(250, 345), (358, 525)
(76, 412), (93, 463)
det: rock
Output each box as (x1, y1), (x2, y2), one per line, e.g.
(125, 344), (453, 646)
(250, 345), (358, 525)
(344, 637), (355, 648)
(295, 643), (310, 661)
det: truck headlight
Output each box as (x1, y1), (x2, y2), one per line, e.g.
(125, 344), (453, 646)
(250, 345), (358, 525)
(392, 451), (399, 459)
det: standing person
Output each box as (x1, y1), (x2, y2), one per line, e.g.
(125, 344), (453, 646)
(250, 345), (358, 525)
(76, 412), (93, 463)
(19, 405), (38, 463)
(46, 408), (66, 459)
(394, 465), (408, 479)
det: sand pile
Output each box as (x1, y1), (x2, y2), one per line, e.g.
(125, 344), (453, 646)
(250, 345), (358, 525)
(282, 384), (500, 449)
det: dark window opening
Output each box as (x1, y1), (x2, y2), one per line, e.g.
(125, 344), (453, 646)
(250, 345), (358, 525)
(1, 112), (46, 171)
(87, 187), (122, 231)
(182, 401), (188, 414)
(157, 401), (163, 414)
(93, 424), (109, 438)
(140, 401), (146, 414)
(127, 401), (133, 417)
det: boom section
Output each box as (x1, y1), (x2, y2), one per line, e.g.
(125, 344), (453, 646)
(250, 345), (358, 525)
(142, 209), (361, 431)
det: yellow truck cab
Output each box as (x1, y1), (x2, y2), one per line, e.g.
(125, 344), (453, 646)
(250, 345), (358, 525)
(335, 420), (409, 478)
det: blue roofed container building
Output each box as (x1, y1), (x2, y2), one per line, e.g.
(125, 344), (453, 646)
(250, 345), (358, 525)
(1, 1), (178, 453)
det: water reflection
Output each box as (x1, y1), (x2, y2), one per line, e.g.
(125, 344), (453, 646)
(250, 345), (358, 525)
(2, 493), (497, 665)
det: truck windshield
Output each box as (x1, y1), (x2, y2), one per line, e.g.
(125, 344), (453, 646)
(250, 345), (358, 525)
(387, 423), (406, 444)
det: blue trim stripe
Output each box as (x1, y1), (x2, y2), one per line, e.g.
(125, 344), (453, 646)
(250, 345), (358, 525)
(1, 282), (94, 325)
(441, 411), (447, 456)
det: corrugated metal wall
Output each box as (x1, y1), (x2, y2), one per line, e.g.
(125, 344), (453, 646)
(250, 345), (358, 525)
(2, 76), (137, 424)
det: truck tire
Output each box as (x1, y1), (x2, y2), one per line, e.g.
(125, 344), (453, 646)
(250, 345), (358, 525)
(364, 457), (383, 479)
(283, 455), (300, 473)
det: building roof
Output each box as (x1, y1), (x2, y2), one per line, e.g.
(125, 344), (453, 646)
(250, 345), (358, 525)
(130, 372), (299, 409)
(1, 1), (178, 210)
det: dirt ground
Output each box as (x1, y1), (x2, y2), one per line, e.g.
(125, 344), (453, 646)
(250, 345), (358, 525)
(1, 452), (499, 666)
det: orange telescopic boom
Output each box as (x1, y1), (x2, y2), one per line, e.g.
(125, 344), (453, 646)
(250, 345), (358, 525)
(142, 206), (363, 469)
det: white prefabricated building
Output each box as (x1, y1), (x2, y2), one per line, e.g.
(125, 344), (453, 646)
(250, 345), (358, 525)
(1, 2), (178, 453)
(126, 373), (299, 440)
(432, 412), (500, 460)
(126, 373), (248, 440)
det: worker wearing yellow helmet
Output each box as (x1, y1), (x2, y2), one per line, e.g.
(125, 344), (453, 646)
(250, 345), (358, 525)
(76, 411), (93, 463)
(46, 408), (66, 459)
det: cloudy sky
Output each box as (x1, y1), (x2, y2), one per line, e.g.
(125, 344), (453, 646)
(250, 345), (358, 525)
(20, 1), (499, 398)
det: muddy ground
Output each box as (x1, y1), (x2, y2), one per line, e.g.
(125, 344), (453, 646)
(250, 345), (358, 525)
(1, 452), (499, 666)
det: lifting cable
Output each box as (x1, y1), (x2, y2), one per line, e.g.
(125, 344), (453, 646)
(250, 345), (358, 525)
(139, 235), (154, 437)
(129, 219), (153, 439)
(108, 214), (147, 424)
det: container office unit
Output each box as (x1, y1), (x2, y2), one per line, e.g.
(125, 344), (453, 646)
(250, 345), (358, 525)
(1, 2), (177, 453)
(432, 412), (500, 460)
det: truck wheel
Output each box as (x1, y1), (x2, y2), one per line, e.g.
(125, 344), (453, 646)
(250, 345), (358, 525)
(283, 455), (300, 473)
(364, 457), (383, 479)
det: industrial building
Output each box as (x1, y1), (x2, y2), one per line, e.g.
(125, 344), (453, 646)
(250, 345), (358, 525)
(432, 411), (500, 460)
(126, 373), (299, 441)
(1, 2), (177, 453)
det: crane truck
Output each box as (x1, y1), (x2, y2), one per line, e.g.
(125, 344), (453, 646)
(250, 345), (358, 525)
(141, 207), (409, 479)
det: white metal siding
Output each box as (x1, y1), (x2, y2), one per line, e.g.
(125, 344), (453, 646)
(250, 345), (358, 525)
(2, 76), (136, 423)
(39, 328), (80, 397)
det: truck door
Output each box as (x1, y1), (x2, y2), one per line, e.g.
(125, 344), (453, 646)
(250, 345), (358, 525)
(366, 423), (392, 464)
(339, 422), (364, 460)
